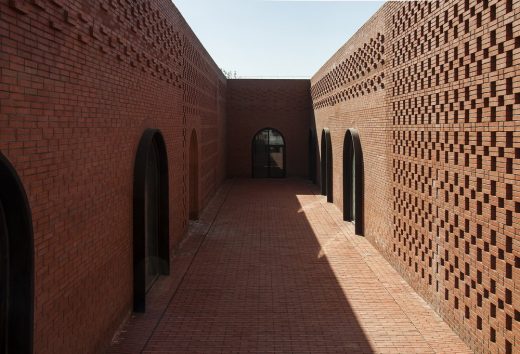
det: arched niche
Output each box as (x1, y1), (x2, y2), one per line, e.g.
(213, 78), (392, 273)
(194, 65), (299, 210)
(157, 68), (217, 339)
(133, 129), (170, 312)
(0, 152), (34, 353)
(343, 128), (364, 236)
(308, 129), (317, 183)
(321, 128), (333, 202)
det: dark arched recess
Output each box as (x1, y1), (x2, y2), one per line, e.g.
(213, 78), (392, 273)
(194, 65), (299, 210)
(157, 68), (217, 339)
(133, 129), (170, 312)
(343, 129), (364, 236)
(320, 128), (333, 202)
(0, 152), (34, 354)
(189, 129), (199, 220)
(308, 129), (317, 183)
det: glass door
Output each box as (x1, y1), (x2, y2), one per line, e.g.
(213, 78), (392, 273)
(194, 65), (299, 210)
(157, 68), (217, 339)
(269, 145), (285, 178)
(253, 129), (286, 178)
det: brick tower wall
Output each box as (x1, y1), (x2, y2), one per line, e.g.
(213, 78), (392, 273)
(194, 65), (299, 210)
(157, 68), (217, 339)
(0, 0), (226, 352)
(226, 79), (313, 178)
(312, 1), (520, 353)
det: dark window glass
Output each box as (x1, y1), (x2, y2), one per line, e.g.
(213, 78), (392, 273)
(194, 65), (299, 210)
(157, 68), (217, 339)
(253, 129), (286, 178)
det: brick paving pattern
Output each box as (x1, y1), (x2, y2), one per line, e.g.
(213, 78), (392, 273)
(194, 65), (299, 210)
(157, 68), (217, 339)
(110, 179), (470, 354)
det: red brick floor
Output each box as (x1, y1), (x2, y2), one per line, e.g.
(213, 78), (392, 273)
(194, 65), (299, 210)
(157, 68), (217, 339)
(109, 179), (471, 354)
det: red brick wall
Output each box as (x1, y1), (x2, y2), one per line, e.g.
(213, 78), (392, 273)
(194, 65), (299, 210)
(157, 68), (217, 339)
(226, 79), (312, 178)
(2, 0), (519, 352)
(311, 8), (390, 248)
(312, 1), (520, 353)
(0, 0), (226, 353)
(387, 1), (519, 352)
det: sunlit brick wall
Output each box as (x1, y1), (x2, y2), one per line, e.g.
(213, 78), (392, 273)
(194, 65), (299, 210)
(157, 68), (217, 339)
(0, 0), (226, 352)
(387, 1), (518, 352)
(311, 8), (393, 254)
(312, 1), (519, 353)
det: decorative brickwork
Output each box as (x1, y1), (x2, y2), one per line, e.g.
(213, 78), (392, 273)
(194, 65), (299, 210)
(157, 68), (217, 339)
(311, 32), (385, 109)
(0, 0), (226, 352)
(311, 7), (392, 253)
(387, 1), (519, 352)
(312, 1), (519, 353)
(2, 0), (519, 353)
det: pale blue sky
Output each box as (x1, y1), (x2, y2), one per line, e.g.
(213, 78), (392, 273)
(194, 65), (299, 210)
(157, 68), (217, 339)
(173, 0), (384, 78)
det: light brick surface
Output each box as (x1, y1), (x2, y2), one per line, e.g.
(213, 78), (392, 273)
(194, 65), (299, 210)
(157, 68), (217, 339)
(311, 2), (520, 353)
(111, 179), (470, 354)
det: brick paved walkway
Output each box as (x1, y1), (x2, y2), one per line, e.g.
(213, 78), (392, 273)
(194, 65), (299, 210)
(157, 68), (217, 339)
(109, 179), (471, 354)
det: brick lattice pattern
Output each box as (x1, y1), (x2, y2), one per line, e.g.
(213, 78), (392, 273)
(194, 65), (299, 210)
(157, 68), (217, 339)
(312, 1), (519, 353)
(387, 1), (519, 352)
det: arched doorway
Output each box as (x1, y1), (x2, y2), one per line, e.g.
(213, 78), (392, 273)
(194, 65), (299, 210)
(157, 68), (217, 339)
(133, 129), (170, 312)
(252, 128), (286, 178)
(321, 128), (333, 202)
(309, 129), (317, 183)
(343, 129), (364, 235)
(0, 153), (34, 353)
(189, 130), (199, 220)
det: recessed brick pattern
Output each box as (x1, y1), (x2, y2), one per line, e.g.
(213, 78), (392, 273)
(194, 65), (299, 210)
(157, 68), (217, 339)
(0, 0), (226, 352)
(311, 8), (392, 258)
(2, 0), (519, 352)
(388, 1), (519, 353)
(312, 1), (520, 353)
(311, 32), (385, 109)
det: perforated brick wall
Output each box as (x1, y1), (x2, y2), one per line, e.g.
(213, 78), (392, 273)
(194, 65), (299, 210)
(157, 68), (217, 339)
(311, 8), (392, 253)
(387, 1), (519, 352)
(227, 79), (312, 178)
(312, 1), (519, 353)
(0, 0), (226, 352)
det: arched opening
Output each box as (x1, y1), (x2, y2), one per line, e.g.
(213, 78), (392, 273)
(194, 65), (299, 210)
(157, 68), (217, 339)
(252, 128), (286, 178)
(0, 153), (34, 353)
(308, 129), (317, 183)
(133, 129), (170, 312)
(343, 129), (364, 236)
(189, 130), (199, 220)
(320, 128), (333, 202)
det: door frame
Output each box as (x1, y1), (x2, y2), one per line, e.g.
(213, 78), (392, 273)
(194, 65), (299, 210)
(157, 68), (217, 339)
(251, 127), (287, 178)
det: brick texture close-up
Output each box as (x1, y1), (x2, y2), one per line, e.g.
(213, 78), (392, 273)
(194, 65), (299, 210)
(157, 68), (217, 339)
(0, 0), (518, 353)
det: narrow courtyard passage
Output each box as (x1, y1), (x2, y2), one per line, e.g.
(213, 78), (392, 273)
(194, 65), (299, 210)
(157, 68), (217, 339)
(110, 179), (470, 354)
